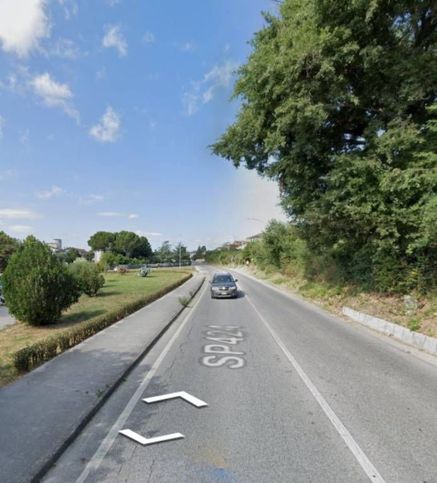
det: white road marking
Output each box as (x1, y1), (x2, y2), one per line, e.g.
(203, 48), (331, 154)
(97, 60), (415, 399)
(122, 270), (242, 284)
(76, 282), (208, 483)
(119, 429), (184, 446)
(143, 391), (208, 408)
(245, 294), (386, 483)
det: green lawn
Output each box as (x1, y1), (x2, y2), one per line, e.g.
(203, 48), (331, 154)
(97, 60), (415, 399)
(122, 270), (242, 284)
(0, 269), (191, 387)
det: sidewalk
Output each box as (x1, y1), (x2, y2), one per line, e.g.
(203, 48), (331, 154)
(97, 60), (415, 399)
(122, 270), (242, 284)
(0, 274), (204, 483)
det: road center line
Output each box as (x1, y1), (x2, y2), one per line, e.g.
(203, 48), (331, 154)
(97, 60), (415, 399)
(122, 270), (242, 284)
(244, 293), (386, 483)
(76, 282), (208, 483)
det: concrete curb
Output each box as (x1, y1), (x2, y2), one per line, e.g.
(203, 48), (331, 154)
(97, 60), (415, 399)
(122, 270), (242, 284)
(32, 274), (205, 483)
(342, 306), (437, 357)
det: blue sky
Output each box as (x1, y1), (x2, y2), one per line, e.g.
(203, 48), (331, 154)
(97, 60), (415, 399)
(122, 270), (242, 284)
(0, 0), (285, 250)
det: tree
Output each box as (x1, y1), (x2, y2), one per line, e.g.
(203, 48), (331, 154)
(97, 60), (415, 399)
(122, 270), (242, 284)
(3, 236), (79, 325)
(193, 245), (207, 260)
(132, 236), (152, 259)
(113, 231), (151, 259)
(68, 261), (105, 297)
(154, 241), (173, 263)
(88, 231), (115, 252)
(174, 243), (191, 263)
(212, 0), (436, 291)
(0, 231), (20, 272)
(64, 248), (81, 264)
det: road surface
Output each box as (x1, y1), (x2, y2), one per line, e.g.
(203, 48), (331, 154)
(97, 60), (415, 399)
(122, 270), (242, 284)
(0, 306), (15, 329)
(44, 267), (437, 482)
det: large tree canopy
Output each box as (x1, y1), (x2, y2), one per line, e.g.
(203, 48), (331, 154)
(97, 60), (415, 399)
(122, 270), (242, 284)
(88, 231), (152, 260)
(212, 0), (436, 290)
(88, 231), (115, 252)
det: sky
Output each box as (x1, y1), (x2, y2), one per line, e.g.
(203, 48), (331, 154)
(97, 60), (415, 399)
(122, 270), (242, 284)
(0, 0), (286, 250)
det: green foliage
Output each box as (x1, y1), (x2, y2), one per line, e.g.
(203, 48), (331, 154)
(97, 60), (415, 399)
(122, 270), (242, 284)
(3, 236), (80, 325)
(89, 231), (152, 265)
(173, 242), (191, 263)
(12, 273), (193, 372)
(193, 245), (207, 260)
(114, 231), (152, 258)
(0, 231), (20, 272)
(154, 241), (174, 263)
(68, 260), (105, 297)
(212, 0), (436, 293)
(407, 318), (421, 332)
(88, 231), (115, 252)
(205, 248), (243, 265)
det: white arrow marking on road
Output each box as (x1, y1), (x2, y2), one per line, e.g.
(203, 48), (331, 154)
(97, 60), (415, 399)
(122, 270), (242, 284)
(119, 429), (184, 446)
(142, 391), (208, 408)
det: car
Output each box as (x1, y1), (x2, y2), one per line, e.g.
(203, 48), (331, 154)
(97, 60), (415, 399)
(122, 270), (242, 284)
(210, 272), (238, 299)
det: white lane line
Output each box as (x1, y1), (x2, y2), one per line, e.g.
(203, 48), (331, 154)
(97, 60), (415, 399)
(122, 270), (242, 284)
(143, 391), (208, 408)
(76, 283), (208, 483)
(119, 429), (184, 446)
(245, 294), (386, 483)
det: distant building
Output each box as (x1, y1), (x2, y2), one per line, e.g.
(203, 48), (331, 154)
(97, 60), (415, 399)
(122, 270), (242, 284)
(246, 233), (263, 242)
(47, 239), (62, 252)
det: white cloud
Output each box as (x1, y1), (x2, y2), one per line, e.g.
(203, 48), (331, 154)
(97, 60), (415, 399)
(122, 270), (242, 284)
(9, 225), (33, 234)
(79, 194), (104, 205)
(90, 106), (121, 143)
(46, 38), (81, 59)
(143, 31), (155, 44)
(105, 0), (120, 5)
(0, 0), (50, 57)
(136, 230), (162, 237)
(0, 208), (40, 220)
(0, 169), (15, 181)
(183, 60), (238, 116)
(97, 211), (123, 217)
(98, 211), (138, 219)
(102, 25), (127, 57)
(95, 67), (106, 81)
(0, 115), (5, 139)
(177, 41), (195, 52)
(36, 185), (64, 199)
(57, 0), (78, 20)
(30, 72), (79, 122)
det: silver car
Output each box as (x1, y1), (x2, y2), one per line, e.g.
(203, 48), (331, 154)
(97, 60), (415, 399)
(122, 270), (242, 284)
(210, 272), (238, 299)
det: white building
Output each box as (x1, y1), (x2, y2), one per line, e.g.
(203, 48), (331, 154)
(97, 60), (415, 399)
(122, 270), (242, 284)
(47, 239), (62, 252)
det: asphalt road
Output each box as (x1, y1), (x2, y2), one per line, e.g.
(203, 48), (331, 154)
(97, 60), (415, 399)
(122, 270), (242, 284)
(44, 267), (437, 483)
(0, 305), (15, 329)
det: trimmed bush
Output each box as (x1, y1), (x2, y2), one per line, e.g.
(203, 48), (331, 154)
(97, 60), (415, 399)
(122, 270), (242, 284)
(68, 260), (105, 297)
(3, 236), (80, 325)
(138, 266), (150, 277)
(13, 273), (194, 372)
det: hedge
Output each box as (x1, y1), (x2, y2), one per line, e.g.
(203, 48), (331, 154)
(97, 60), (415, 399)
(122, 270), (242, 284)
(13, 273), (192, 372)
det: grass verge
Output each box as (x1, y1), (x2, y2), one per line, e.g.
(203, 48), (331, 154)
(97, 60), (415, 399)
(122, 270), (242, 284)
(0, 269), (192, 387)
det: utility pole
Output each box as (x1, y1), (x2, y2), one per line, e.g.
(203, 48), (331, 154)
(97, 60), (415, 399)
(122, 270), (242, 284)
(179, 243), (181, 269)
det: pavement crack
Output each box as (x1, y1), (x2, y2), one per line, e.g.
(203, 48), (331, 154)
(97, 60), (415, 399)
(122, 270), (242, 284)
(147, 457), (157, 482)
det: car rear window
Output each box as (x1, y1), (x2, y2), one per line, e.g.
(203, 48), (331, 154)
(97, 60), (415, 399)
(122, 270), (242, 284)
(213, 275), (233, 283)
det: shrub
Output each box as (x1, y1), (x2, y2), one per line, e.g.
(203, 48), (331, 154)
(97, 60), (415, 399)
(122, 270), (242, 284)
(68, 260), (105, 297)
(3, 236), (79, 325)
(138, 266), (150, 277)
